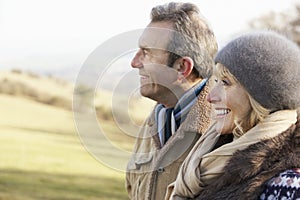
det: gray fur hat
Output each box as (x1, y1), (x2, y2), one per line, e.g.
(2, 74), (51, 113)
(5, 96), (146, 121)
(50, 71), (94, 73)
(215, 31), (300, 112)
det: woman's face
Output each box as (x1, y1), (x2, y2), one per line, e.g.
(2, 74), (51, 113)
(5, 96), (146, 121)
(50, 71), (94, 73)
(207, 64), (252, 134)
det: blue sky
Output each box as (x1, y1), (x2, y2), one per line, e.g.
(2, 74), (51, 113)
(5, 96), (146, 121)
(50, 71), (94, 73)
(0, 0), (298, 71)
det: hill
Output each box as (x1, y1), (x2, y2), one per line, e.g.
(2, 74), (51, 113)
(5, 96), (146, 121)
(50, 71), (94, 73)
(0, 92), (129, 199)
(0, 69), (154, 124)
(0, 69), (73, 110)
(0, 69), (155, 199)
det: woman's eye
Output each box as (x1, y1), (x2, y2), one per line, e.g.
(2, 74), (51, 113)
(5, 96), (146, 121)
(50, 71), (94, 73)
(221, 79), (230, 86)
(213, 77), (230, 86)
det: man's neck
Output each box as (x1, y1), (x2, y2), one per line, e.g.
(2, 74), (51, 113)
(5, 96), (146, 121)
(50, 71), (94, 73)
(160, 78), (203, 108)
(159, 93), (180, 108)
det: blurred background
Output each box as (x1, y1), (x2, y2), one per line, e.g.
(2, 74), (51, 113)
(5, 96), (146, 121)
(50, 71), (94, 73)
(0, 0), (299, 199)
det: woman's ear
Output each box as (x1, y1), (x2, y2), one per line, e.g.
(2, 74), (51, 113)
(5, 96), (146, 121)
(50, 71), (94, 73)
(177, 57), (194, 79)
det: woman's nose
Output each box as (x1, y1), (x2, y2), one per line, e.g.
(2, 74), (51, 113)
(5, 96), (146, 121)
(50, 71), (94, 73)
(131, 49), (143, 69)
(206, 86), (221, 103)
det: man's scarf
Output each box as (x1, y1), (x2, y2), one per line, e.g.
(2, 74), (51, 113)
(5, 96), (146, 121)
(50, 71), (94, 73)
(155, 79), (207, 146)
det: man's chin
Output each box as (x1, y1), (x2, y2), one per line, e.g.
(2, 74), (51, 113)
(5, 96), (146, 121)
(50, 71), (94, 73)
(140, 89), (154, 100)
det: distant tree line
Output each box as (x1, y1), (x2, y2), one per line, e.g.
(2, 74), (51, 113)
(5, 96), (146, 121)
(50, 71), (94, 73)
(248, 3), (300, 46)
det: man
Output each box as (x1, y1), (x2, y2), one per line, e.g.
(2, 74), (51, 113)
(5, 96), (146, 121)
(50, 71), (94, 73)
(126, 2), (218, 199)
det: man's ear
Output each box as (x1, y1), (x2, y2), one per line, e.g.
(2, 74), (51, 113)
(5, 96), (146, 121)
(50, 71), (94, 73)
(176, 57), (194, 79)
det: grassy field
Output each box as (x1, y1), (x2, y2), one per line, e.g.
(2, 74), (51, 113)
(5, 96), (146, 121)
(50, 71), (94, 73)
(0, 94), (135, 200)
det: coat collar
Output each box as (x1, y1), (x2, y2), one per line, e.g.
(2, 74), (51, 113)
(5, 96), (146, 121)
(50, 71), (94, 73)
(194, 109), (300, 200)
(151, 84), (212, 171)
(147, 84), (211, 134)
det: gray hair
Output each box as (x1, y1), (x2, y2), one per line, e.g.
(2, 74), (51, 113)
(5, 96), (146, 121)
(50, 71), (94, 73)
(150, 2), (218, 79)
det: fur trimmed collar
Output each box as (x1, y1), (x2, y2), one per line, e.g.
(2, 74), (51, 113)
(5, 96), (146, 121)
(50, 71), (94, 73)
(193, 109), (300, 200)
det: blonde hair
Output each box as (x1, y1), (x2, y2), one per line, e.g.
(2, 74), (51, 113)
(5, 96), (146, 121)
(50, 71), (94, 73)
(215, 64), (270, 137)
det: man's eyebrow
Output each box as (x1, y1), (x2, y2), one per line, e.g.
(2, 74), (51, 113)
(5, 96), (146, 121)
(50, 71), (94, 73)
(138, 43), (151, 51)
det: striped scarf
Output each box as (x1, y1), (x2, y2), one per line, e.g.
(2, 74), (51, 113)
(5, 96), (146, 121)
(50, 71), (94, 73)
(155, 79), (207, 146)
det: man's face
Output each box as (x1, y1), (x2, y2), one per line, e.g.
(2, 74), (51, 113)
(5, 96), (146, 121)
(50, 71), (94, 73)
(131, 21), (179, 103)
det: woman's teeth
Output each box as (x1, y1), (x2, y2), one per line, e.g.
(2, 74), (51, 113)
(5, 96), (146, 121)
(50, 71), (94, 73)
(215, 109), (231, 116)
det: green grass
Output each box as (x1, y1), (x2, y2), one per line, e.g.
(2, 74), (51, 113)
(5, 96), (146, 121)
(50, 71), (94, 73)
(0, 169), (125, 200)
(0, 94), (131, 200)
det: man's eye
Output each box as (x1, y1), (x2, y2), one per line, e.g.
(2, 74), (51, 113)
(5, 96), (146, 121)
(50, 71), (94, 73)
(142, 49), (150, 56)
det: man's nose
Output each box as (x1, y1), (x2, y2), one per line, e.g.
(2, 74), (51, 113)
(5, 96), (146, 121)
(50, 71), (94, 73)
(131, 49), (143, 69)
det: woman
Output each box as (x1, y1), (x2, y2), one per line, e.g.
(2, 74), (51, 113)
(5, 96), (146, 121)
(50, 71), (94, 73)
(166, 31), (300, 199)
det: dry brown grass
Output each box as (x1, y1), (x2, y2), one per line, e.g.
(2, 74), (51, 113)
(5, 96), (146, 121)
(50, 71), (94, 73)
(0, 70), (73, 110)
(0, 69), (155, 124)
